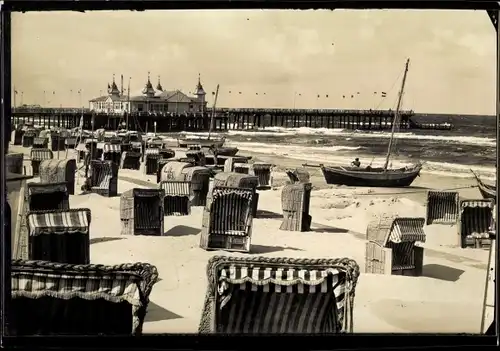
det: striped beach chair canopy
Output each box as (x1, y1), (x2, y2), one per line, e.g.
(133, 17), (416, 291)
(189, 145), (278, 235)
(460, 199), (495, 209)
(199, 256), (360, 334)
(84, 138), (98, 144)
(27, 209), (91, 236)
(367, 216), (426, 246)
(159, 180), (191, 196)
(11, 260), (160, 335)
(30, 148), (53, 161)
(145, 148), (160, 155)
(103, 143), (121, 153)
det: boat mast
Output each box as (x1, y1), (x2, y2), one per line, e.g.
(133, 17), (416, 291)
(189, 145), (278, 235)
(383, 58), (410, 170)
(208, 84), (219, 141)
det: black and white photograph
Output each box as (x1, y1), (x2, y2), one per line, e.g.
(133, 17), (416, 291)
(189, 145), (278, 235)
(4, 7), (497, 336)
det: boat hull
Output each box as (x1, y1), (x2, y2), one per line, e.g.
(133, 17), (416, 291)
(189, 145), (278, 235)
(321, 166), (421, 187)
(471, 171), (496, 201)
(477, 181), (496, 201)
(177, 137), (225, 148)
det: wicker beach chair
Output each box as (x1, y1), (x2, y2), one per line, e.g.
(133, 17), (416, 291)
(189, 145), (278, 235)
(198, 255), (360, 333)
(145, 148), (161, 175)
(159, 148), (175, 160)
(365, 217), (426, 276)
(200, 187), (255, 252)
(213, 172), (260, 218)
(158, 180), (192, 216)
(10, 260), (159, 336)
(130, 141), (142, 154)
(39, 159), (77, 195)
(95, 142), (106, 160)
(120, 188), (165, 236)
(188, 144), (202, 151)
(26, 182), (69, 211)
(280, 183), (312, 232)
(120, 151), (142, 170)
(120, 142), (132, 153)
(185, 150), (206, 167)
(182, 166), (211, 206)
(223, 156), (249, 173)
(458, 199), (495, 248)
(50, 133), (66, 151)
(160, 161), (192, 182)
(233, 162), (273, 190)
(426, 191), (460, 225)
(32, 137), (49, 149)
(26, 208), (91, 264)
(23, 131), (37, 148)
(89, 160), (119, 197)
(110, 137), (122, 144)
(64, 137), (77, 150)
(286, 168), (311, 184)
(30, 148), (53, 176)
(6, 153), (25, 175)
(102, 143), (122, 165)
(13, 128), (24, 145)
(156, 159), (171, 183)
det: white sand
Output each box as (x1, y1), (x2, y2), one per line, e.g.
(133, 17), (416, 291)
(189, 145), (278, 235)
(10, 144), (490, 333)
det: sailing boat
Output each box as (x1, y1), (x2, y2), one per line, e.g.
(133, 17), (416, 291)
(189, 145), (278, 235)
(177, 84), (226, 148)
(315, 58), (423, 187)
(471, 170), (496, 200)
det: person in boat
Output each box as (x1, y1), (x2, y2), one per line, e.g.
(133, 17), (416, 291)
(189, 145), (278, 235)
(351, 158), (361, 167)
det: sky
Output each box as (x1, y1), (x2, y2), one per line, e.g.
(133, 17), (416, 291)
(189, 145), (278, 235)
(11, 9), (496, 115)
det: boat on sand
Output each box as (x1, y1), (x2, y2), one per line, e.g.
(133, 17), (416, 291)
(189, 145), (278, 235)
(304, 58), (422, 188)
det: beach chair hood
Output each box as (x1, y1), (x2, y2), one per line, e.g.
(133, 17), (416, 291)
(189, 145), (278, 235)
(199, 256), (360, 334)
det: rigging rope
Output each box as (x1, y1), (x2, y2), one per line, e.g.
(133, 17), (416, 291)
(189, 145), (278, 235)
(374, 65), (405, 110)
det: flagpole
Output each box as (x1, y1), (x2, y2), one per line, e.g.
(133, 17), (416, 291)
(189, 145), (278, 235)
(127, 77), (131, 131)
(13, 86), (16, 108)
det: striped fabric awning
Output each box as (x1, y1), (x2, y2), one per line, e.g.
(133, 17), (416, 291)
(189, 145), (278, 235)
(218, 265), (342, 294)
(103, 144), (121, 153)
(234, 163), (250, 169)
(27, 209), (91, 236)
(30, 148), (53, 161)
(12, 269), (142, 306)
(145, 148), (160, 155)
(389, 218), (426, 244)
(84, 138), (98, 144)
(159, 181), (190, 196)
(461, 200), (495, 208)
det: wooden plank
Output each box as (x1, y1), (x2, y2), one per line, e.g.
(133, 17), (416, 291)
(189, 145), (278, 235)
(481, 238), (496, 333)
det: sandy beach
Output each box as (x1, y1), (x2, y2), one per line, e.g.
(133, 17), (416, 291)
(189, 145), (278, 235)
(10, 143), (490, 334)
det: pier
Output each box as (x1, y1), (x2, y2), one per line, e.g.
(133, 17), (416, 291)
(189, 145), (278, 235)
(11, 107), (453, 132)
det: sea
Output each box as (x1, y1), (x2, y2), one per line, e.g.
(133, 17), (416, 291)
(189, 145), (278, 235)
(174, 114), (497, 180)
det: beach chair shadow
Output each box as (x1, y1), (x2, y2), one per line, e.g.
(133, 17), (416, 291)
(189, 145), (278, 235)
(250, 244), (304, 254)
(256, 209), (283, 219)
(144, 301), (183, 323)
(310, 222), (350, 234)
(422, 264), (464, 282)
(90, 237), (126, 245)
(164, 225), (201, 237)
